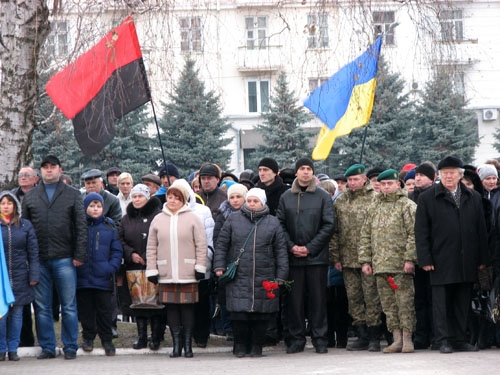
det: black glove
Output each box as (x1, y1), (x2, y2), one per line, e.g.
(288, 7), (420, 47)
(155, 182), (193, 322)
(195, 271), (205, 280)
(147, 275), (159, 285)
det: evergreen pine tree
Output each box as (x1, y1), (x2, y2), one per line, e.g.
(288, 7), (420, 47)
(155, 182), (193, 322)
(325, 58), (416, 174)
(247, 72), (313, 171)
(412, 72), (478, 164)
(158, 58), (232, 177)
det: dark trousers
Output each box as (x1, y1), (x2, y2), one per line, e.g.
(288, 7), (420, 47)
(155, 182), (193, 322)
(193, 279), (211, 344)
(76, 288), (113, 342)
(286, 265), (328, 348)
(19, 303), (35, 347)
(326, 285), (349, 346)
(432, 283), (472, 345)
(414, 266), (433, 345)
(232, 318), (269, 351)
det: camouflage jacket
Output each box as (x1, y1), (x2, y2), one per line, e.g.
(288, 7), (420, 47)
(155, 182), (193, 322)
(329, 183), (376, 268)
(358, 189), (417, 274)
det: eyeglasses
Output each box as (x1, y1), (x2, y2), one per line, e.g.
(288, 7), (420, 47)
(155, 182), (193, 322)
(18, 173), (34, 178)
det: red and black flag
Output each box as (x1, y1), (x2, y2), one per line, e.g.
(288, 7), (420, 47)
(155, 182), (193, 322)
(46, 16), (151, 156)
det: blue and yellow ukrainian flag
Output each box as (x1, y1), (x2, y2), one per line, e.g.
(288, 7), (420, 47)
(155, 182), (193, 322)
(0, 235), (15, 318)
(304, 36), (383, 160)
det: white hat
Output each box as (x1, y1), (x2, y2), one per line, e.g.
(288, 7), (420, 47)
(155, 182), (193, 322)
(246, 188), (267, 206)
(130, 184), (150, 200)
(227, 183), (248, 199)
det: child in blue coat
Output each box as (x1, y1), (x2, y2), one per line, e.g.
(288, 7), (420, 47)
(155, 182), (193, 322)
(76, 193), (123, 356)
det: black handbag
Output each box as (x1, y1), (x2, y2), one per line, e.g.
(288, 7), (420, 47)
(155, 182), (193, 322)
(218, 217), (263, 286)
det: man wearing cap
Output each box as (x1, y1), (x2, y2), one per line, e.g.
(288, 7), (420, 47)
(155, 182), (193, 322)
(415, 155), (489, 353)
(256, 157), (289, 216)
(155, 162), (181, 204)
(366, 167), (384, 193)
(142, 173), (161, 196)
(198, 162), (227, 220)
(81, 169), (122, 225)
(105, 167), (121, 195)
(359, 169), (417, 353)
(276, 157), (334, 354)
(329, 163), (382, 351)
(408, 162), (436, 350)
(22, 155), (87, 360)
(332, 174), (347, 194)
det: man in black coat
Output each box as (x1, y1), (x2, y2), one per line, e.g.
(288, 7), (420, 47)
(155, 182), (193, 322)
(415, 155), (489, 354)
(277, 158), (335, 354)
(256, 157), (289, 217)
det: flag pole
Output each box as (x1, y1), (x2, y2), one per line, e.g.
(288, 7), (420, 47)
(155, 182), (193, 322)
(149, 100), (167, 167)
(359, 125), (369, 164)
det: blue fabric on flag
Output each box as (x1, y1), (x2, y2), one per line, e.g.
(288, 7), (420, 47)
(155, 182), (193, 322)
(0, 233), (15, 318)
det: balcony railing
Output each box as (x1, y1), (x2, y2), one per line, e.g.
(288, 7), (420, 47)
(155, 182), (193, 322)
(237, 45), (282, 72)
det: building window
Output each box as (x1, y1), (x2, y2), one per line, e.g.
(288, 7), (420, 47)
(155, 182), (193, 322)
(440, 10), (464, 41)
(245, 16), (267, 50)
(307, 13), (329, 49)
(373, 11), (395, 45)
(308, 78), (329, 93)
(180, 17), (202, 52)
(46, 21), (68, 57)
(248, 80), (269, 113)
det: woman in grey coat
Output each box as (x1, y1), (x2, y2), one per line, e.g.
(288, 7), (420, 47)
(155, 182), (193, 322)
(214, 188), (288, 357)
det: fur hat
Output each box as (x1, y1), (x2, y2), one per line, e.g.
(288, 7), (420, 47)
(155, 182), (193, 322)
(131, 184), (150, 200)
(477, 164), (498, 181)
(258, 157), (279, 174)
(246, 187), (267, 206)
(437, 156), (464, 170)
(227, 183), (248, 199)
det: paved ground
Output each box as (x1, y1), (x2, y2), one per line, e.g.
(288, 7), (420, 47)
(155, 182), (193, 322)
(2, 343), (499, 375)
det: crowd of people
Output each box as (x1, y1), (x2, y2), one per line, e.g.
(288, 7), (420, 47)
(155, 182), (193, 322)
(0, 153), (499, 362)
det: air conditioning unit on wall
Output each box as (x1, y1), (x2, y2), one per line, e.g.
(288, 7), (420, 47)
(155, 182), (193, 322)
(483, 109), (498, 121)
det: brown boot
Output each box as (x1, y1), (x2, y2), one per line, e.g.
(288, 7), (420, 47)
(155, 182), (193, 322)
(383, 329), (402, 353)
(402, 330), (414, 353)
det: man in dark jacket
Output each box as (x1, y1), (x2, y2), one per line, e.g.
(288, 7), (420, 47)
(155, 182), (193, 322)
(81, 169), (122, 225)
(276, 158), (335, 354)
(22, 155), (87, 360)
(198, 162), (227, 220)
(256, 157), (289, 216)
(415, 155), (489, 354)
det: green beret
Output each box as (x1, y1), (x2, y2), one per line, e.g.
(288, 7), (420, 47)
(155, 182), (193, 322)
(377, 169), (399, 181)
(344, 163), (366, 177)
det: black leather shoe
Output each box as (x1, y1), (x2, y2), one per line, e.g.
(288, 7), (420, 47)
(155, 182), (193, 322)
(439, 343), (453, 354)
(454, 342), (479, 352)
(286, 343), (305, 354)
(315, 346), (328, 354)
(8, 352), (20, 361)
(81, 339), (93, 352)
(37, 350), (55, 359)
(64, 351), (76, 360)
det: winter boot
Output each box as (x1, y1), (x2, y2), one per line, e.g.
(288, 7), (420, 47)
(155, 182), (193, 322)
(183, 327), (194, 358)
(402, 330), (414, 353)
(232, 320), (249, 358)
(132, 317), (148, 349)
(149, 316), (162, 351)
(368, 326), (381, 352)
(346, 324), (369, 351)
(169, 325), (182, 358)
(383, 329), (403, 353)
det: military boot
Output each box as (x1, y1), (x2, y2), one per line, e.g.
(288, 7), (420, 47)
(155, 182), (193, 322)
(401, 330), (414, 353)
(346, 324), (369, 351)
(368, 325), (381, 352)
(383, 329), (403, 353)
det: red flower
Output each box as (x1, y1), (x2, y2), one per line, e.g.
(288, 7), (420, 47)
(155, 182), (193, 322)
(262, 280), (279, 292)
(266, 292), (276, 299)
(388, 276), (399, 290)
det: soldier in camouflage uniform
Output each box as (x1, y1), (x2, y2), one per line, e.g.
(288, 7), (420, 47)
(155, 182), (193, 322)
(359, 169), (417, 353)
(329, 164), (382, 351)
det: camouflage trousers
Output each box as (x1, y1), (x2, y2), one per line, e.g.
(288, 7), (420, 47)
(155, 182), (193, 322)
(343, 267), (381, 327)
(375, 273), (416, 332)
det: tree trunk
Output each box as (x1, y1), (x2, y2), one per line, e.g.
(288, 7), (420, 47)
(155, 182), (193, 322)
(0, 1), (50, 189)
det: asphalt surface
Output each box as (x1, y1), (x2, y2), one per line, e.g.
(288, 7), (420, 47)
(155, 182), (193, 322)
(2, 342), (499, 375)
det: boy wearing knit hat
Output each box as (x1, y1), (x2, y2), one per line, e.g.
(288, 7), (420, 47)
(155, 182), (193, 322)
(256, 157), (289, 217)
(276, 157), (334, 354)
(77, 192), (123, 356)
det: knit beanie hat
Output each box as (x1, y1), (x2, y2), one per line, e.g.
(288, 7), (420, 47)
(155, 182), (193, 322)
(295, 158), (315, 173)
(84, 192), (103, 211)
(477, 164), (498, 181)
(258, 157), (279, 174)
(246, 187), (267, 206)
(404, 169), (416, 182)
(130, 183), (150, 200)
(159, 163), (180, 179)
(415, 163), (436, 182)
(227, 183), (248, 199)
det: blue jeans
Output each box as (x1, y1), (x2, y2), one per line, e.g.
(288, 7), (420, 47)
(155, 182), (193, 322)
(0, 304), (24, 353)
(34, 258), (79, 354)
